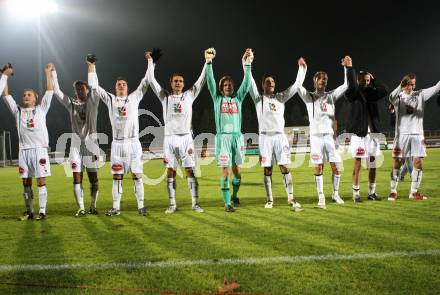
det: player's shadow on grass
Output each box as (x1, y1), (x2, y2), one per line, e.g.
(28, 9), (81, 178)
(9, 221), (81, 294)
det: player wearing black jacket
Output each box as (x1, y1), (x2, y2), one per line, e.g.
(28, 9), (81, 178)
(344, 68), (388, 202)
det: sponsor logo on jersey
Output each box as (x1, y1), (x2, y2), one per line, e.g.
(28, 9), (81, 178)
(19, 167), (25, 175)
(39, 158), (46, 166)
(311, 154), (321, 161)
(219, 154), (229, 163)
(112, 163), (123, 172)
(356, 147), (366, 156)
(221, 100), (238, 114)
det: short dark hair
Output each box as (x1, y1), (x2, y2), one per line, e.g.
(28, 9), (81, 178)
(115, 76), (128, 84)
(73, 80), (89, 89)
(261, 74), (275, 86)
(169, 73), (184, 83)
(313, 71), (328, 82)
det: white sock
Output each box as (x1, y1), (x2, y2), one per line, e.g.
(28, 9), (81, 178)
(332, 174), (341, 195)
(167, 178), (176, 206)
(23, 186), (34, 213)
(112, 179), (122, 211)
(282, 173), (294, 201)
(390, 168), (400, 193)
(187, 177), (199, 206)
(410, 169), (423, 193)
(368, 182), (376, 195)
(352, 185), (360, 198)
(90, 182), (99, 209)
(134, 178), (144, 209)
(264, 174), (273, 202)
(38, 185), (48, 214)
(314, 174), (324, 197)
(73, 183), (85, 210)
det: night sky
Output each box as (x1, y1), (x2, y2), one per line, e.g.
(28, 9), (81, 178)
(1, 0), (439, 156)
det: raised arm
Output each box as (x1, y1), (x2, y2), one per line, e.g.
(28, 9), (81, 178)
(236, 48), (253, 102)
(51, 67), (73, 110)
(296, 59), (312, 104)
(366, 75), (388, 102)
(278, 57), (308, 103)
(40, 64), (55, 113)
(421, 81), (440, 102)
(333, 56), (351, 100)
(389, 84), (401, 106)
(344, 66), (358, 102)
(1, 79), (19, 116)
(146, 54), (166, 101)
(131, 51), (151, 103)
(205, 48), (219, 102)
(188, 62), (207, 100)
(87, 61), (112, 106)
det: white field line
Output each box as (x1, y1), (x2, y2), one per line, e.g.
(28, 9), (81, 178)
(0, 249), (439, 273)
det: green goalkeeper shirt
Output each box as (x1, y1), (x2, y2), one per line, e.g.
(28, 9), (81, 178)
(206, 63), (252, 134)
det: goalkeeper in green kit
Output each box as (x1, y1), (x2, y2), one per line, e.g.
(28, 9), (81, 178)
(205, 48), (253, 212)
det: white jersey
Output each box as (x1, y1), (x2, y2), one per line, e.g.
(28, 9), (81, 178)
(52, 71), (100, 141)
(147, 60), (206, 136)
(389, 82), (440, 135)
(0, 74), (7, 95)
(88, 69), (149, 140)
(250, 66), (306, 134)
(298, 67), (348, 135)
(2, 91), (54, 150)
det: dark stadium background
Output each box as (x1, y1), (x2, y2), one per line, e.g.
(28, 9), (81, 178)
(1, 0), (439, 157)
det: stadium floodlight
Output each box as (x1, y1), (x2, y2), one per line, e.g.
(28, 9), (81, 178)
(6, 0), (59, 17)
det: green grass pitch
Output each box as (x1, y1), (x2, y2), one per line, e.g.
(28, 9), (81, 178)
(0, 149), (439, 294)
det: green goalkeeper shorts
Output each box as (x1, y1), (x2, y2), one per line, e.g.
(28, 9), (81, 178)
(215, 133), (245, 167)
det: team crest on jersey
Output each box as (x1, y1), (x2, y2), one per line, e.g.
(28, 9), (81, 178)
(39, 158), (46, 166)
(116, 106), (127, 118)
(311, 154), (321, 161)
(19, 167), (25, 175)
(112, 163), (123, 171)
(26, 118), (35, 128)
(221, 99), (238, 114)
(269, 102), (277, 112)
(173, 103), (183, 113)
(356, 147), (366, 156)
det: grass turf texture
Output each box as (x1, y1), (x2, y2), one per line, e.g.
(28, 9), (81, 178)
(0, 150), (439, 294)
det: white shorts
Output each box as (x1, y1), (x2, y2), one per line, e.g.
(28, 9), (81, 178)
(350, 134), (381, 159)
(110, 139), (143, 175)
(259, 133), (291, 167)
(70, 142), (100, 173)
(392, 134), (426, 158)
(18, 148), (51, 179)
(310, 134), (341, 164)
(163, 134), (196, 169)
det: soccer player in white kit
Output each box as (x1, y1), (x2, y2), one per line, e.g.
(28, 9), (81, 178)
(1, 64), (54, 220)
(88, 52), (151, 216)
(52, 62), (100, 217)
(388, 73), (440, 201)
(146, 51), (206, 214)
(249, 57), (306, 210)
(297, 56), (352, 209)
